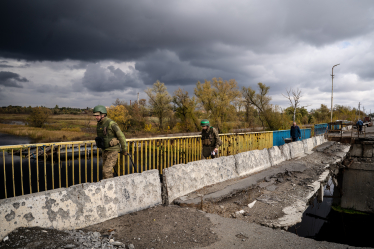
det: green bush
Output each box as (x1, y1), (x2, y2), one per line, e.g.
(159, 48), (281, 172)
(27, 107), (51, 128)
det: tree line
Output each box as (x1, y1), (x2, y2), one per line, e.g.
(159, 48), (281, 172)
(4, 78), (369, 133)
(107, 78), (369, 133)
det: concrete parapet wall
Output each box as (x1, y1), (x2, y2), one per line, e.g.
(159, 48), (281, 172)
(235, 149), (271, 176)
(302, 138), (314, 153)
(314, 135), (324, 146)
(268, 146), (286, 166)
(289, 141), (305, 158)
(0, 170), (161, 240)
(312, 137), (318, 147)
(279, 144), (291, 161)
(163, 156), (237, 204)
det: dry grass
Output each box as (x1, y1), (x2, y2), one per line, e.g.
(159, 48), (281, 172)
(0, 123), (95, 142)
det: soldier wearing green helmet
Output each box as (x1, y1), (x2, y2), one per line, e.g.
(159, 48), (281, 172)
(200, 119), (222, 159)
(93, 105), (127, 179)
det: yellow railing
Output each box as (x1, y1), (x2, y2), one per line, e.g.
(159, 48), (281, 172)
(0, 131), (273, 199)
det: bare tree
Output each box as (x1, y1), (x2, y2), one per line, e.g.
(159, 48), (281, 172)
(242, 82), (273, 130)
(282, 88), (308, 122)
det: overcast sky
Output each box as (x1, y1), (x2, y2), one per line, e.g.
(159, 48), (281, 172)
(1, 0), (373, 112)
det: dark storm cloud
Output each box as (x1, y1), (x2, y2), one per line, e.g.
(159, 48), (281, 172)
(81, 64), (142, 92)
(0, 71), (28, 88)
(0, 64), (13, 68)
(135, 50), (227, 85)
(67, 61), (90, 70)
(1, 0), (373, 62)
(1, 0), (374, 106)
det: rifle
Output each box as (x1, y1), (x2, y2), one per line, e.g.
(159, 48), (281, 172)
(113, 154), (137, 176)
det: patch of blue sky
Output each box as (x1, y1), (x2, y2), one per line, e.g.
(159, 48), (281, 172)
(340, 41), (352, 49)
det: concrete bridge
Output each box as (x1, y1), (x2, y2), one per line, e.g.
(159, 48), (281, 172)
(1, 130), (374, 248)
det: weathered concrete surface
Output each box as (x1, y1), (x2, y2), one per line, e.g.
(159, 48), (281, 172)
(268, 146), (286, 166)
(174, 161), (308, 206)
(271, 170), (330, 228)
(279, 143), (291, 160)
(350, 144), (363, 157)
(163, 156), (237, 204)
(235, 149), (271, 176)
(315, 141), (335, 152)
(289, 141), (305, 158)
(302, 138), (314, 153)
(316, 135), (326, 146)
(198, 211), (364, 249)
(0, 170), (161, 240)
(341, 163), (374, 213)
(175, 141), (352, 230)
(363, 144), (374, 158)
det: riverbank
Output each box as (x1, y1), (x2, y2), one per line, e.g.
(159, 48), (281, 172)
(0, 124), (94, 143)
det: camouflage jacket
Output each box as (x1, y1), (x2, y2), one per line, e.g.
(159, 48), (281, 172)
(201, 127), (222, 148)
(97, 117), (127, 152)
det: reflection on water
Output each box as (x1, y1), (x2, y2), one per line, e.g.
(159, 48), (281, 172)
(0, 155), (104, 199)
(288, 173), (374, 247)
(0, 121), (26, 125)
(0, 132), (35, 146)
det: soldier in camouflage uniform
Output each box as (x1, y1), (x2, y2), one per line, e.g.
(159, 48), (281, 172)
(201, 119), (222, 159)
(93, 105), (127, 179)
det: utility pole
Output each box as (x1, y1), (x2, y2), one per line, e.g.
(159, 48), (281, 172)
(331, 64), (340, 123)
(358, 102), (361, 120)
(137, 92), (139, 104)
(363, 106), (365, 119)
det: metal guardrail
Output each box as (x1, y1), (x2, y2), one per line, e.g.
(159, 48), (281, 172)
(0, 131), (273, 199)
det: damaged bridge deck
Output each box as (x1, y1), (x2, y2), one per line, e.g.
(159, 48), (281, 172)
(173, 141), (351, 229)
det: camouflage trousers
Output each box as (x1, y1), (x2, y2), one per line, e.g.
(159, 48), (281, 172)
(201, 146), (218, 159)
(102, 150), (119, 179)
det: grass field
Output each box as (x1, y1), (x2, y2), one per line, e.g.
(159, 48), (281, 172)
(0, 114), (97, 142)
(0, 114), (174, 142)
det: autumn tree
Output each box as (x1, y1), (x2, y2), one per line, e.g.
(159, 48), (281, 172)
(27, 107), (51, 127)
(242, 82), (283, 130)
(284, 106), (309, 124)
(194, 78), (240, 129)
(107, 105), (131, 131)
(310, 104), (330, 123)
(172, 88), (199, 131)
(145, 81), (172, 130)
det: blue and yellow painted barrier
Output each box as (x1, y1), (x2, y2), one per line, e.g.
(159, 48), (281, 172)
(272, 128), (311, 146)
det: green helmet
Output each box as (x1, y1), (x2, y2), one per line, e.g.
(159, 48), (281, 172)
(93, 105), (107, 115)
(201, 119), (210, 127)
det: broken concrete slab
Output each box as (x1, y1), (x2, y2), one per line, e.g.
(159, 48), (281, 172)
(270, 169), (330, 228)
(315, 141), (335, 152)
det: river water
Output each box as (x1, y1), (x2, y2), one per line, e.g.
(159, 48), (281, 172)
(0, 132), (35, 146)
(288, 174), (374, 247)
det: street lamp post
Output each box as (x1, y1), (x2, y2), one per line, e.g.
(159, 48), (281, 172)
(331, 64), (340, 123)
